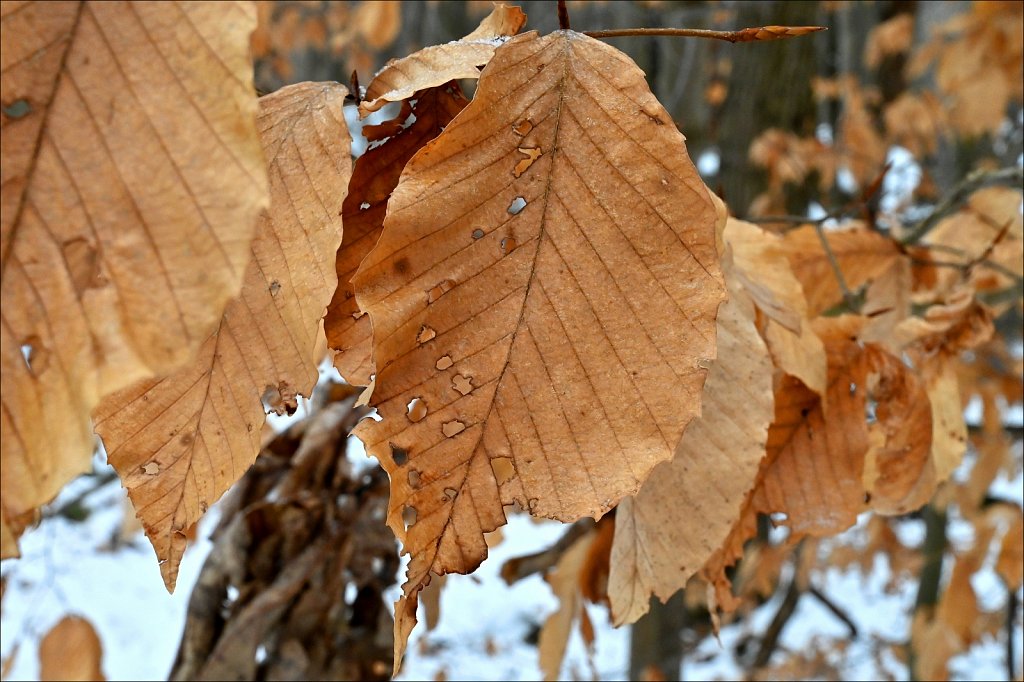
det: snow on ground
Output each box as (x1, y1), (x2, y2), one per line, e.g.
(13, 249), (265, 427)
(2, 450), (1020, 680)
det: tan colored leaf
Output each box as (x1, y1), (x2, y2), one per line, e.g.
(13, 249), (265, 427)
(0, 1), (267, 556)
(996, 510), (1024, 591)
(919, 186), (1024, 305)
(353, 0), (401, 50)
(39, 615), (104, 681)
(358, 4), (526, 115)
(420, 572), (446, 631)
(861, 256), (912, 347)
(895, 289), (994, 482)
(325, 85), (469, 386)
(352, 31), (724, 670)
(704, 316), (937, 608)
(784, 223), (900, 315)
(539, 531), (594, 682)
(726, 217), (826, 397)
(608, 266), (773, 625)
(862, 346), (935, 515)
(93, 82), (351, 590)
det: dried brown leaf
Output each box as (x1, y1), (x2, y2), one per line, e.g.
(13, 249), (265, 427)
(358, 4), (526, 115)
(325, 85), (469, 386)
(0, 1), (267, 556)
(704, 317), (937, 607)
(352, 31), (724, 671)
(93, 82), (351, 591)
(726, 218), (827, 397)
(862, 347), (935, 515)
(609, 265), (773, 625)
(539, 532), (594, 682)
(353, 0), (401, 50)
(784, 223), (900, 315)
(39, 615), (104, 681)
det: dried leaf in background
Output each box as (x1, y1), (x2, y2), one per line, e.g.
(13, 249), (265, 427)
(0, 1), (267, 557)
(39, 615), (104, 681)
(784, 223), (900, 315)
(352, 30), (724, 670)
(94, 82), (351, 591)
(325, 84), (469, 386)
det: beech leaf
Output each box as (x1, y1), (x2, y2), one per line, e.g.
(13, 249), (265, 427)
(352, 30), (724, 670)
(325, 84), (469, 386)
(0, 1), (267, 555)
(358, 3), (526, 116)
(727, 217), (827, 397)
(608, 257), (773, 625)
(703, 316), (938, 608)
(93, 82), (352, 591)
(784, 223), (900, 315)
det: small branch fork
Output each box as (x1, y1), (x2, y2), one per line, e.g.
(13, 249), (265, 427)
(583, 25), (826, 43)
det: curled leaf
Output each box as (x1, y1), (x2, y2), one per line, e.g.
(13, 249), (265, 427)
(358, 3), (526, 116)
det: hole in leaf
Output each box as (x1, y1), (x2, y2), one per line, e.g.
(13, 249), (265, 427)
(444, 487), (458, 501)
(408, 468), (422, 488)
(417, 325), (436, 343)
(2, 99), (31, 119)
(20, 343), (33, 370)
(513, 147), (542, 178)
(390, 443), (408, 466)
(435, 355), (454, 370)
(507, 197), (527, 215)
(360, 202), (371, 210)
(19, 336), (47, 375)
(403, 505), (417, 527)
(268, 280), (281, 297)
(490, 457), (515, 485)
(427, 279), (455, 303)
(407, 397), (427, 422)
(512, 119), (533, 136)
(143, 462), (160, 475)
(452, 374), (473, 395)
(442, 420), (466, 437)
(472, 228), (485, 239)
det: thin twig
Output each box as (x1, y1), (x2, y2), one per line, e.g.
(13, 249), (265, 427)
(583, 25), (826, 43)
(42, 470), (119, 519)
(1008, 587), (1019, 682)
(557, 0), (570, 31)
(752, 567), (803, 668)
(743, 214), (826, 226)
(900, 167), (1024, 245)
(814, 221), (860, 311)
(807, 585), (858, 638)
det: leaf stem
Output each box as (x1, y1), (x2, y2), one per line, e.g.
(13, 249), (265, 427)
(557, 0), (570, 31)
(813, 221), (860, 311)
(583, 25), (826, 43)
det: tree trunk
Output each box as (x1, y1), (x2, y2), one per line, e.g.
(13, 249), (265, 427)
(629, 592), (687, 681)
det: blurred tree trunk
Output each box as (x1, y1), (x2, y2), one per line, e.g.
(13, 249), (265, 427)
(717, 1), (822, 215)
(629, 592), (687, 681)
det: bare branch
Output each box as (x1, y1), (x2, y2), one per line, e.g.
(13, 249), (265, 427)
(900, 167), (1024, 245)
(584, 25), (826, 43)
